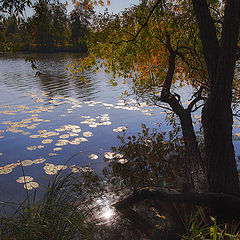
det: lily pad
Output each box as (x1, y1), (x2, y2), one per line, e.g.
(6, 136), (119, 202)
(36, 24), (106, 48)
(16, 176), (34, 183)
(88, 154), (98, 160)
(24, 182), (39, 190)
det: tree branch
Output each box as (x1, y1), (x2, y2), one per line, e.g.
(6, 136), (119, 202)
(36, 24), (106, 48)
(192, 0), (220, 88)
(110, 0), (162, 46)
(187, 86), (206, 111)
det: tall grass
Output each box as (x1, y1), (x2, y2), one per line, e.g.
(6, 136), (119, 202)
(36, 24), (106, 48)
(181, 209), (240, 240)
(0, 173), (95, 240)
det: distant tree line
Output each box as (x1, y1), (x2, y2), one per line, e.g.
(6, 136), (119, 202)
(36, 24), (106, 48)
(0, 0), (94, 52)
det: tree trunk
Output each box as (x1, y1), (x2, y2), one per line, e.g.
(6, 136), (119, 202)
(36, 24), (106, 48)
(179, 109), (206, 192)
(160, 47), (205, 192)
(193, 0), (240, 196)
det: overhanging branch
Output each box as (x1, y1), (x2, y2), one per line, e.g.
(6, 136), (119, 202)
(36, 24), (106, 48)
(110, 0), (162, 46)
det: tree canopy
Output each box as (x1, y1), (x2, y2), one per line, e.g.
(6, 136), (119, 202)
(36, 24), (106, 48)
(69, 0), (240, 196)
(0, 0), (95, 52)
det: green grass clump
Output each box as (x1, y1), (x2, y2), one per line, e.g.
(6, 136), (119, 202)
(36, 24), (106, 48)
(182, 210), (240, 240)
(0, 174), (95, 240)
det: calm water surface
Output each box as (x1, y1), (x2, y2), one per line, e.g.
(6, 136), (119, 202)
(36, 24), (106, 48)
(0, 53), (170, 204)
(0, 53), (239, 212)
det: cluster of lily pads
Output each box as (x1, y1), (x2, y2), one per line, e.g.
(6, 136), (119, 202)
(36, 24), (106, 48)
(2, 89), (239, 191)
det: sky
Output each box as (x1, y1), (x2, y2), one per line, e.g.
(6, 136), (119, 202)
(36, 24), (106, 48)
(69, 0), (140, 14)
(26, 0), (140, 17)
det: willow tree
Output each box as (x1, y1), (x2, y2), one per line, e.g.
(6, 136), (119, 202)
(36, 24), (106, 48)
(70, 0), (240, 196)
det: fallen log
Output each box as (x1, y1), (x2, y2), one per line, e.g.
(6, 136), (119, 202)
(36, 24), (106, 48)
(113, 188), (240, 221)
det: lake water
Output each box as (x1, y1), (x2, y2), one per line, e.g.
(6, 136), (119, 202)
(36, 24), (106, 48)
(0, 53), (240, 208)
(0, 53), (171, 204)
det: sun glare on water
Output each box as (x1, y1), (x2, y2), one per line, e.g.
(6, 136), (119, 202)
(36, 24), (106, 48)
(102, 207), (115, 220)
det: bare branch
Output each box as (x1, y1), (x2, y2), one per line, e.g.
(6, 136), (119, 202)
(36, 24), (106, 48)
(187, 86), (205, 111)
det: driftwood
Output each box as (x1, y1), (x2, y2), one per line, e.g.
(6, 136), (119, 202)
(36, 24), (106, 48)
(113, 188), (240, 222)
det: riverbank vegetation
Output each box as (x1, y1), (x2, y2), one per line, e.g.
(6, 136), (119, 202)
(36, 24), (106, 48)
(68, 0), (240, 234)
(1, 0), (240, 238)
(0, 0), (94, 53)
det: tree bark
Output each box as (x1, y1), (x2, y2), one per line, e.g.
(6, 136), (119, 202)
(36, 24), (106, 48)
(160, 50), (205, 192)
(193, 0), (240, 196)
(179, 109), (206, 192)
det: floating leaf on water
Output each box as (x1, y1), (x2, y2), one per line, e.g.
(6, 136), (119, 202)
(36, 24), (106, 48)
(7, 126), (23, 133)
(235, 133), (240, 136)
(0, 153), (3, 156)
(101, 114), (109, 117)
(113, 126), (128, 132)
(88, 154), (98, 160)
(0, 136), (4, 139)
(115, 153), (124, 158)
(26, 146), (37, 151)
(43, 164), (58, 175)
(0, 168), (13, 175)
(0, 110), (17, 115)
(68, 132), (78, 137)
(42, 139), (53, 144)
(29, 134), (41, 138)
(21, 160), (33, 166)
(138, 102), (148, 107)
(116, 102), (125, 106)
(33, 158), (46, 164)
(104, 152), (115, 159)
(70, 165), (82, 173)
(38, 130), (47, 134)
(81, 167), (93, 173)
(2, 121), (12, 125)
(43, 163), (66, 175)
(102, 121), (111, 125)
(102, 103), (114, 107)
(27, 123), (40, 129)
(83, 131), (93, 137)
(48, 153), (57, 156)
(124, 106), (140, 111)
(89, 124), (98, 128)
(69, 137), (88, 145)
(32, 131), (59, 138)
(118, 159), (128, 164)
(70, 165), (93, 173)
(72, 129), (81, 133)
(16, 176), (34, 183)
(100, 116), (110, 121)
(24, 182), (39, 190)
(55, 165), (67, 171)
(55, 139), (69, 146)
(53, 147), (62, 151)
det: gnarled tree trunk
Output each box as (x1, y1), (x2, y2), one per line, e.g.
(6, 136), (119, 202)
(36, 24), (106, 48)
(193, 0), (240, 196)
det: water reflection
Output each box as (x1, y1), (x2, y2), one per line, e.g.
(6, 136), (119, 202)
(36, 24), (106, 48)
(72, 126), (191, 235)
(103, 124), (191, 191)
(0, 53), (115, 101)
